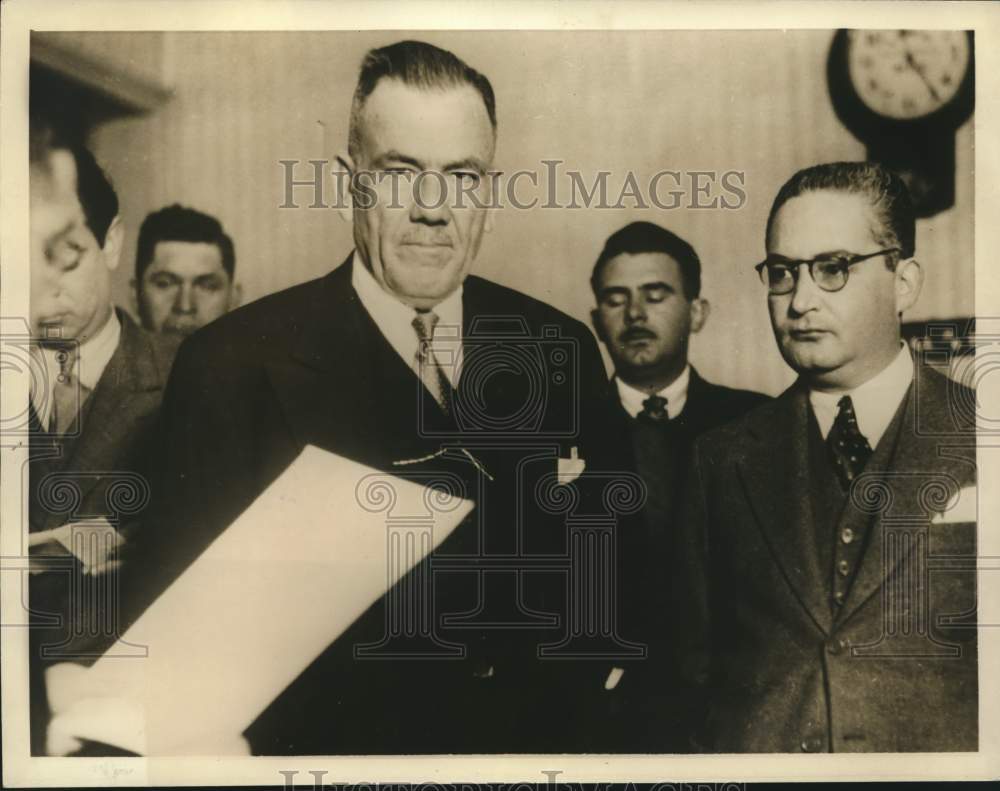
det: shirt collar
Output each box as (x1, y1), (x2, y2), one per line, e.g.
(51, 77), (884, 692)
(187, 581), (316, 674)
(38, 307), (121, 390)
(31, 308), (121, 429)
(350, 252), (463, 385)
(74, 308), (121, 390)
(808, 343), (913, 449)
(615, 364), (691, 420)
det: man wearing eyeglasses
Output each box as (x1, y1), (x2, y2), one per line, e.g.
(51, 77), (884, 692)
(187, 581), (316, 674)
(674, 161), (977, 752)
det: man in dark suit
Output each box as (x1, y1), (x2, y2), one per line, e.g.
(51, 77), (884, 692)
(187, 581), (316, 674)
(112, 40), (610, 755)
(578, 221), (767, 751)
(27, 127), (179, 754)
(676, 162), (977, 752)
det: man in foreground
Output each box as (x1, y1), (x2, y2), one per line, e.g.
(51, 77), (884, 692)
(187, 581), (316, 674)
(113, 40), (609, 755)
(676, 161), (977, 752)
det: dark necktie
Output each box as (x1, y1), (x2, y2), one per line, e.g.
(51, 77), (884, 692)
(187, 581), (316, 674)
(412, 310), (452, 415)
(638, 394), (669, 423)
(827, 395), (872, 489)
(50, 344), (92, 435)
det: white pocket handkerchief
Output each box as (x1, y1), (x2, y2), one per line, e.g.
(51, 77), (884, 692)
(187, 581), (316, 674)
(557, 446), (586, 485)
(931, 485), (977, 525)
(604, 667), (625, 690)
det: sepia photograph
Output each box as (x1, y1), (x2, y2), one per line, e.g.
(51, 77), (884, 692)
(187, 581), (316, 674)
(1, 0), (998, 786)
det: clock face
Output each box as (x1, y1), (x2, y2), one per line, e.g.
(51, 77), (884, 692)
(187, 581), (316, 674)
(847, 30), (970, 121)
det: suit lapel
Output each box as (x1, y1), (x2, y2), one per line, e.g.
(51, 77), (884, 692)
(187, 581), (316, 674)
(674, 368), (715, 438)
(266, 257), (443, 467)
(835, 367), (958, 623)
(735, 384), (833, 635)
(56, 312), (165, 520)
(267, 258), (373, 454)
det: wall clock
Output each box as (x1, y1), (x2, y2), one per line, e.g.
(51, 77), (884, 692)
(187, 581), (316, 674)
(828, 29), (974, 217)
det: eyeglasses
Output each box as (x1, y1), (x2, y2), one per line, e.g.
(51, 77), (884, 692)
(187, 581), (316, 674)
(755, 248), (900, 295)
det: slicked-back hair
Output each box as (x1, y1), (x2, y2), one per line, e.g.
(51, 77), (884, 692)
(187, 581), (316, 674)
(765, 161), (916, 262)
(136, 204), (236, 282)
(591, 221), (702, 300)
(347, 39), (497, 162)
(30, 116), (119, 246)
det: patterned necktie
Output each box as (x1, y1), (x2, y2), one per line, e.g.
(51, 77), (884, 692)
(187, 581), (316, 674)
(638, 394), (669, 423)
(50, 344), (92, 435)
(412, 310), (452, 414)
(827, 395), (872, 489)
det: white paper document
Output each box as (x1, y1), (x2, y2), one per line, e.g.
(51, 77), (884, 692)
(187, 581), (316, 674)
(45, 445), (474, 755)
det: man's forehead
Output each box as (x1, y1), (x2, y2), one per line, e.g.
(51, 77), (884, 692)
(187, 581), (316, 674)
(356, 78), (495, 166)
(31, 149), (77, 203)
(30, 149), (84, 236)
(768, 189), (878, 256)
(601, 252), (683, 287)
(149, 241), (226, 272)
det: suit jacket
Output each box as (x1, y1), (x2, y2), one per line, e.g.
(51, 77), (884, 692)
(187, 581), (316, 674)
(28, 309), (180, 753)
(676, 364), (977, 752)
(563, 369), (769, 752)
(117, 255), (611, 754)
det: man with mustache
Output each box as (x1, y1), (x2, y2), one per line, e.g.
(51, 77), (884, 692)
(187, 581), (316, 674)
(675, 162), (977, 752)
(584, 220), (767, 750)
(133, 204), (241, 336)
(27, 122), (180, 754)
(107, 40), (610, 754)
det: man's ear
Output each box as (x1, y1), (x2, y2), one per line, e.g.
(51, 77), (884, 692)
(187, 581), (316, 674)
(894, 258), (923, 315)
(690, 297), (710, 334)
(334, 153), (355, 225)
(102, 216), (124, 272)
(229, 282), (243, 310)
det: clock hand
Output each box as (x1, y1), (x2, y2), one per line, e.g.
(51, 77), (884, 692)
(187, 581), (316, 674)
(904, 50), (942, 103)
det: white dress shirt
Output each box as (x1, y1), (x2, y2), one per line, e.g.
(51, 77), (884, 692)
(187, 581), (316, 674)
(351, 252), (463, 387)
(31, 308), (121, 430)
(615, 364), (691, 420)
(809, 343), (914, 450)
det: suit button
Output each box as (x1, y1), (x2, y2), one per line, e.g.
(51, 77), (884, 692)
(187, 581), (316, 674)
(800, 736), (823, 752)
(841, 527), (855, 544)
(826, 637), (848, 656)
(833, 590), (845, 605)
(837, 559), (850, 576)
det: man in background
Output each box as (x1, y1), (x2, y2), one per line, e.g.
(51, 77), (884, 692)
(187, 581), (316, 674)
(133, 204), (240, 336)
(676, 161), (977, 752)
(584, 220), (767, 750)
(27, 123), (179, 754)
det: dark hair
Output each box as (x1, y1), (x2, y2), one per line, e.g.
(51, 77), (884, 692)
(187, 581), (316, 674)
(591, 221), (702, 300)
(765, 161), (916, 261)
(348, 40), (497, 161)
(135, 204), (236, 281)
(30, 116), (119, 246)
